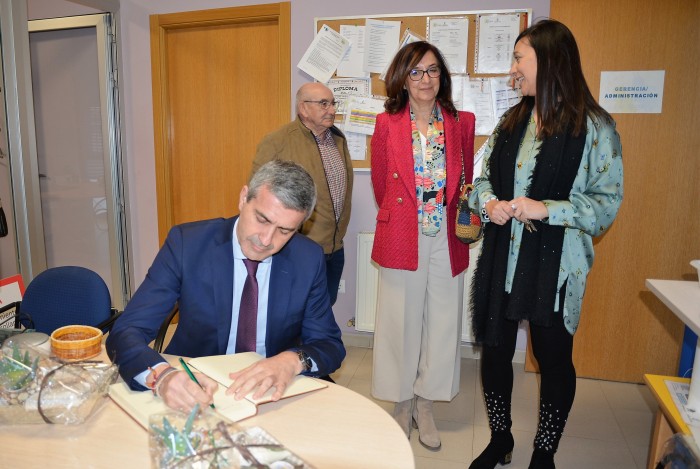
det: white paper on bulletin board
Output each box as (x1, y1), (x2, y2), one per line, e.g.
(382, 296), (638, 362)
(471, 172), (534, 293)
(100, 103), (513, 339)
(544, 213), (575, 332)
(599, 70), (665, 114)
(343, 95), (386, 135)
(298, 24), (351, 83)
(475, 13), (521, 74)
(428, 17), (469, 74)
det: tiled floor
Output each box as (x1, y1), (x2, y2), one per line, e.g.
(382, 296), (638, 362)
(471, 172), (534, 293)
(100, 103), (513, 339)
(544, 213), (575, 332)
(330, 346), (657, 469)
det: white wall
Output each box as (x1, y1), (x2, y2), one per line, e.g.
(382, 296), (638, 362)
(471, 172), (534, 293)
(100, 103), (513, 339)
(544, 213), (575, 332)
(27, 0), (550, 348)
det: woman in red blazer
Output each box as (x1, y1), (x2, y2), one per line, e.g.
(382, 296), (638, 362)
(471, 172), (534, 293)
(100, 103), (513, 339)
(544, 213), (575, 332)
(370, 41), (475, 451)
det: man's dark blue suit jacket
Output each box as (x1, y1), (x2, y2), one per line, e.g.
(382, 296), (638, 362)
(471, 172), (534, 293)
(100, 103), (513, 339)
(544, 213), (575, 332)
(106, 216), (345, 389)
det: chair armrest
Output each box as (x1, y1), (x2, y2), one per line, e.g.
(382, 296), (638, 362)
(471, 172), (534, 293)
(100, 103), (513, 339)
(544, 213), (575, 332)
(153, 305), (179, 353)
(96, 308), (122, 333)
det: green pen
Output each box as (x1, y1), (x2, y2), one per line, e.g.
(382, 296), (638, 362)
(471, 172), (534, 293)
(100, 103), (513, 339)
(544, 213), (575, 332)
(179, 357), (216, 409)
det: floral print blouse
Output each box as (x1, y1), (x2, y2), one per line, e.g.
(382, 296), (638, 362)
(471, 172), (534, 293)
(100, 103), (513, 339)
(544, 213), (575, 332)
(411, 105), (446, 237)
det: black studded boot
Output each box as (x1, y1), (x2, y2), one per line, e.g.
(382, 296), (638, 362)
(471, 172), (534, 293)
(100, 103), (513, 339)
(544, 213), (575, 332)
(469, 392), (514, 469)
(528, 399), (567, 469)
(528, 449), (555, 469)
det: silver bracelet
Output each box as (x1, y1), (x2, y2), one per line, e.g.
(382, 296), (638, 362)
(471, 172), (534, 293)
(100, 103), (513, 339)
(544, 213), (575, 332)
(481, 196), (498, 220)
(153, 367), (180, 397)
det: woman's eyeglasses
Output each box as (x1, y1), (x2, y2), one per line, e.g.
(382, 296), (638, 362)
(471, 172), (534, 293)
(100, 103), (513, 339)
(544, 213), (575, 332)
(303, 100), (338, 110)
(408, 67), (441, 81)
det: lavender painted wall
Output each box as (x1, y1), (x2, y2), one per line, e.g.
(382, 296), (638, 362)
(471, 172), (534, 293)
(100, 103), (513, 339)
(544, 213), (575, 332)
(27, 0), (550, 349)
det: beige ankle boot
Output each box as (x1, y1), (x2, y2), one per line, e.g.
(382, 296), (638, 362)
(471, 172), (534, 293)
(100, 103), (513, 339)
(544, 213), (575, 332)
(413, 396), (441, 450)
(392, 398), (414, 439)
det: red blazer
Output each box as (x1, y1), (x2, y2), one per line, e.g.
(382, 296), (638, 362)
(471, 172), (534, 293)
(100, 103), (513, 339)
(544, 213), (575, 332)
(370, 105), (475, 277)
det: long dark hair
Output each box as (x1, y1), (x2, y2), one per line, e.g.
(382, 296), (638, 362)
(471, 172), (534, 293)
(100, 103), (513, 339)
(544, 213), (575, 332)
(502, 19), (611, 138)
(383, 41), (457, 117)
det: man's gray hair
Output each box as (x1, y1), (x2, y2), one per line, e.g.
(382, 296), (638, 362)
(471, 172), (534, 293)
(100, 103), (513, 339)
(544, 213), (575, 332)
(248, 160), (317, 221)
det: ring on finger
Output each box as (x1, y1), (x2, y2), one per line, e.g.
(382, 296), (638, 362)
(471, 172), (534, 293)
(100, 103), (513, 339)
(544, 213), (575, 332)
(511, 203), (517, 211)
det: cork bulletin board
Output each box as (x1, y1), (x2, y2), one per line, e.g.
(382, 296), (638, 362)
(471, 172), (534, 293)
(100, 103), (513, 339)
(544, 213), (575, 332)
(314, 9), (531, 170)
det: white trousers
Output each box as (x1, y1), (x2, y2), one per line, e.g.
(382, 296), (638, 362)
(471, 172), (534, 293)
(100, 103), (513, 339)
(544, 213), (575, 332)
(371, 226), (464, 403)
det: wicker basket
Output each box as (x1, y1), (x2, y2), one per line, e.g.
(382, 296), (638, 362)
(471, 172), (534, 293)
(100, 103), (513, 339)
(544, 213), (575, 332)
(50, 325), (102, 361)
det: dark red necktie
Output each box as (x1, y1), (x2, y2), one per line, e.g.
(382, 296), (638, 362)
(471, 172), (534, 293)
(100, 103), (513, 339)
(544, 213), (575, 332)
(236, 258), (259, 353)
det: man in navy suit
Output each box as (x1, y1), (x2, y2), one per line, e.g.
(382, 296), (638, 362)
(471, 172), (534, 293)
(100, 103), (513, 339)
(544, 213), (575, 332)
(106, 160), (345, 411)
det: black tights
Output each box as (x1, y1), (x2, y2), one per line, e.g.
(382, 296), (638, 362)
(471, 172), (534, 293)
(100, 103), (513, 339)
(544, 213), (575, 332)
(480, 312), (576, 453)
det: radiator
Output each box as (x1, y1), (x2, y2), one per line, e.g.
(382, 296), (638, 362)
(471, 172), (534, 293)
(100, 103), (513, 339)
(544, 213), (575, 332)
(354, 231), (481, 343)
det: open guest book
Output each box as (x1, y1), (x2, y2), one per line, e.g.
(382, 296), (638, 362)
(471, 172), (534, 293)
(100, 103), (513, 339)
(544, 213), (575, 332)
(109, 352), (328, 428)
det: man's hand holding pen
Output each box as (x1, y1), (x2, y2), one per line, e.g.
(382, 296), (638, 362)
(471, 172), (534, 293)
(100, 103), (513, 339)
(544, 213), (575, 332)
(150, 363), (218, 413)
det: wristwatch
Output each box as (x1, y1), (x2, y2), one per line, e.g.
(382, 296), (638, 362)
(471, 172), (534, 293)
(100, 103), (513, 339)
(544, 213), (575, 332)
(296, 349), (312, 372)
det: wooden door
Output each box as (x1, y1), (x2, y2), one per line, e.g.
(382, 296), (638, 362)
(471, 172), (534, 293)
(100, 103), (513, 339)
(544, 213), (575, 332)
(150, 3), (291, 243)
(526, 0), (700, 382)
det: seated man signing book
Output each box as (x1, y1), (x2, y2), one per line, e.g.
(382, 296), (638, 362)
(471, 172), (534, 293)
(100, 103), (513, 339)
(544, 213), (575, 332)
(106, 160), (345, 412)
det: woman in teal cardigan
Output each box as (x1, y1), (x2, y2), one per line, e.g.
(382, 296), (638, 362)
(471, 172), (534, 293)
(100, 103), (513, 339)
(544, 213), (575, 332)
(468, 20), (624, 469)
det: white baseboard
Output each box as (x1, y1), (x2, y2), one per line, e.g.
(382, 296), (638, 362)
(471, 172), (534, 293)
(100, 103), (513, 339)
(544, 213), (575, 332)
(342, 332), (373, 349)
(340, 333), (527, 364)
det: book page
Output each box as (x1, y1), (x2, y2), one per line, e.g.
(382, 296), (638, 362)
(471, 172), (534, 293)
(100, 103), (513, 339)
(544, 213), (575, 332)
(109, 380), (257, 429)
(187, 352), (327, 405)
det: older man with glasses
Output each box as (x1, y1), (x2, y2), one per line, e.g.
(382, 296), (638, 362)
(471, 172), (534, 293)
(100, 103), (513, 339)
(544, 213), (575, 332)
(252, 83), (353, 307)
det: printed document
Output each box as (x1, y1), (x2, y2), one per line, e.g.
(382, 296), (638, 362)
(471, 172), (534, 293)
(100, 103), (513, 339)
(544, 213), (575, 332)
(666, 379), (700, 425)
(345, 132), (368, 161)
(344, 96), (386, 135)
(428, 18), (469, 74)
(462, 77), (496, 136)
(475, 13), (521, 74)
(298, 24), (350, 83)
(337, 25), (369, 78)
(363, 19), (401, 74)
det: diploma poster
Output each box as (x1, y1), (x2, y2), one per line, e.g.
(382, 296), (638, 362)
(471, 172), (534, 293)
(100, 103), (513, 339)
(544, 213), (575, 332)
(599, 70), (665, 114)
(327, 78), (371, 115)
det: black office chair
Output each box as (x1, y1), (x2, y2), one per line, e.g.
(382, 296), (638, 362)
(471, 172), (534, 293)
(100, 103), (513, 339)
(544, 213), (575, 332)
(9, 266), (120, 335)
